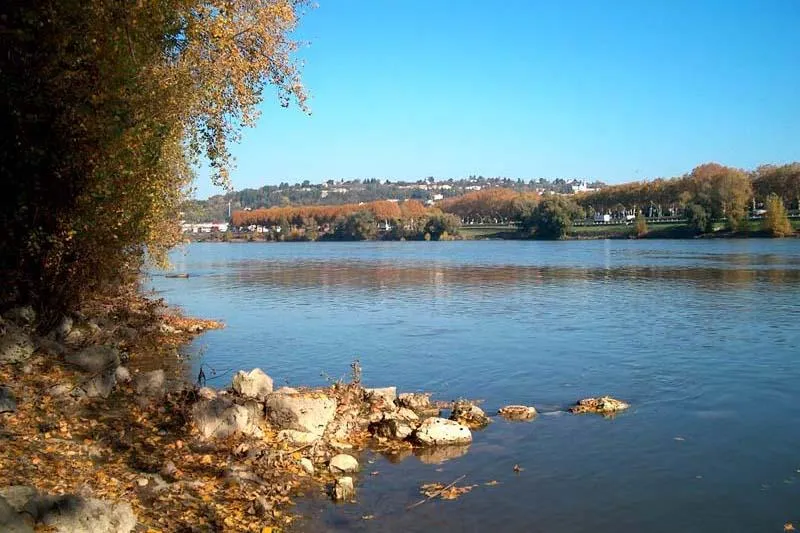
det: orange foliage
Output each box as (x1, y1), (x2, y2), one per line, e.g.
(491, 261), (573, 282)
(232, 200), (428, 227)
(439, 188), (538, 222)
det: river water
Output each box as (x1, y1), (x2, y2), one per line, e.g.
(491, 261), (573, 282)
(150, 240), (800, 533)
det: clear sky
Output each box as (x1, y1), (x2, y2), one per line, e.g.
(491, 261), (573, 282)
(194, 0), (800, 199)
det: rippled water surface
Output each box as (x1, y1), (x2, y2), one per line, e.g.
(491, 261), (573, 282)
(150, 240), (800, 532)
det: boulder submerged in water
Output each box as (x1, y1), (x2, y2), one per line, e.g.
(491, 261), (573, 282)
(569, 396), (630, 414)
(413, 417), (472, 446)
(449, 400), (491, 429)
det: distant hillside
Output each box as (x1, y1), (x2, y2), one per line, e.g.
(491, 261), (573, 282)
(181, 176), (606, 222)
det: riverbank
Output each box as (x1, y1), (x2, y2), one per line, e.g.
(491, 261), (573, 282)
(0, 288), (632, 532)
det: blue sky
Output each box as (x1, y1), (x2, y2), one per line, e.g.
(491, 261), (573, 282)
(194, 0), (800, 198)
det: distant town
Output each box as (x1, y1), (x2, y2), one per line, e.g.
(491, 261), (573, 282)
(181, 175), (607, 226)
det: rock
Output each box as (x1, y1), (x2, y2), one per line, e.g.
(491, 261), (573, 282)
(449, 400), (490, 429)
(398, 392), (439, 416)
(0, 486), (38, 511)
(277, 429), (319, 446)
(413, 417), (472, 446)
(372, 418), (414, 440)
(160, 461), (178, 481)
(4, 306), (36, 326)
(0, 326), (35, 364)
(55, 316), (73, 340)
(36, 338), (66, 357)
(299, 457), (315, 475)
(0, 386), (17, 413)
(83, 370), (117, 399)
(397, 407), (419, 422)
(265, 392), (336, 437)
(275, 386), (298, 394)
(332, 476), (355, 502)
(192, 397), (263, 439)
(0, 496), (33, 533)
(329, 454), (359, 474)
(133, 370), (165, 397)
(498, 405), (537, 420)
(65, 345), (120, 373)
(231, 368), (273, 400)
(63, 328), (86, 347)
(114, 366), (131, 383)
(28, 494), (136, 533)
(365, 386), (397, 405)
(48, 384), (73, 397)
(253, 495), (272, 516)
(197, 387), (217, 400)
(415, 444), (471, 464)
(569, 396), (630, 414)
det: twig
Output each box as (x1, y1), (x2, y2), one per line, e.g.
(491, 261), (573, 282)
(406, 474), (466, 510)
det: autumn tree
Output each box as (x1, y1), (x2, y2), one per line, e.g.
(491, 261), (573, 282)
(635, 213), (648, 237)
(762, 194), (794, 237)
(1, 0), (308, 321)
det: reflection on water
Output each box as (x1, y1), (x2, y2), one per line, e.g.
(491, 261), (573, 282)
(151, 240), (800, 533)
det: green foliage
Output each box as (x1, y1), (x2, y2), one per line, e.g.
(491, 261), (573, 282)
(685, 203), (712, 234)
(422, 213), (461, 241)
(332, 211), (378, 241)
(521, 197), (584, 239)
(762, 194), (794, 237)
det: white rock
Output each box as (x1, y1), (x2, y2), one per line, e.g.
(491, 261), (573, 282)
(299, 458), (315, 475)
(197, 387), (217, 400)
(231, 368), (273, 400)
(133, 370), (165, 397)
(65, 345), (120, 373)
(28, 494), (136, 533)
(83, 370), (117, 399)
(114, 366), (131, 383)
(0, 326), (35, 364)
(498, 405), (537, 420)
(413, 417), (472, 446)
(265, 392), (336, 437)
(277, 429), (319, 446)
(192, 397), (263, 439)
(329, 454), (359, 474)
(365, 386), (397, 405)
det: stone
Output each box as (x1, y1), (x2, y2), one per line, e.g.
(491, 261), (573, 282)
(397, 407), (419, 422)
(372, 418), (414, 440)
(83, 370), (117, 399)
(27, 494), (136, 533)
(55, 316), (73, 340)
(299, 458), (315, 475)
(4, 307), (36, 326)
(63, 328), (86, 347)
(498, 405), (537, 420)
(0, 486), (38, 512)
(365, 386), (397, 405)
(265, 392), (336, 437)
(413, 417), (472, 446)
(0, 386), (17, 413)
(192, 397), (263, 439)
(0, 326), (35, 364)
(332, 476), (355, 502)
(398, 392), (438, 415)
(197, 387), (217, 400)
(133, 370), (165, 397)
(48, 384), (73, 397)
(329, 454), (359, 474)
(277, 429), (319, 446)
(0, 496), (33, 533)
(274, 386), (298, 394)
(114, 366), (131, 383)
(65, 345), (120, 373)
(36, 338), (66, 357)
(231, 368), (273, 400)
(449, 400), (491, 429)
(569, 396), (630, 414)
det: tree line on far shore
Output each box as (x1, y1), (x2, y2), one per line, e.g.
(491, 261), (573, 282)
(228, 162), (798, 241)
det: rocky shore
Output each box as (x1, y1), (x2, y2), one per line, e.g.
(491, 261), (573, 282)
(0, 296), (629, 532)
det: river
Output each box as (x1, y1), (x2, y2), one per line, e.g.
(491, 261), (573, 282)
(150, 239), (800, 532)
